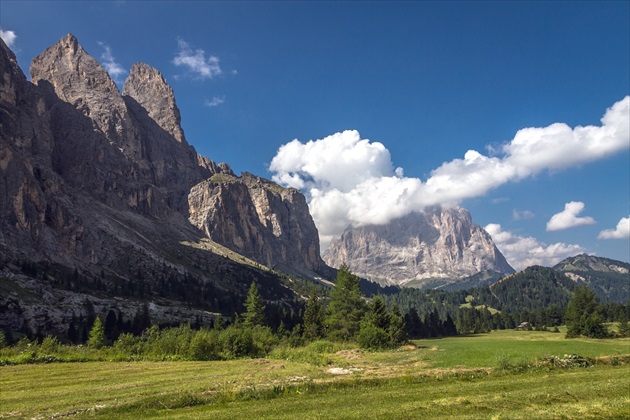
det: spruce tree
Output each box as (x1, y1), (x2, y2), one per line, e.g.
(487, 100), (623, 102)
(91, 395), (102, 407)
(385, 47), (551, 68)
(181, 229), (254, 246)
(388, 305), (407, 345)
(565, 285), (608, 338)
(243, 282), (266, 327)
(303, 293), (324, 341)
(324, 264), (365, 341)
(88, 316), (106, 349)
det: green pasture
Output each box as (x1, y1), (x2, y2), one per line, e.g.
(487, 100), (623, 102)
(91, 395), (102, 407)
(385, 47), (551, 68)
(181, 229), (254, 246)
(1, 330), (628, 419)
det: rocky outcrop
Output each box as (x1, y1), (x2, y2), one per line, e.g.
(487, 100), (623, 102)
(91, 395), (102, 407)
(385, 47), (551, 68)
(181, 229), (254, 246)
(323, 207), (514, 288)
(188, 172), (327, 277)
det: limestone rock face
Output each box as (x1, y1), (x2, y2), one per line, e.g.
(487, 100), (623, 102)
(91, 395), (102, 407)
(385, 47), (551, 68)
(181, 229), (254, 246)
(123, 62), (186, 144)
(28, 35), (215, 215)
(30, 34), (129, 148)
(323, 207), (514, 288)
(188, 172), (327, 277)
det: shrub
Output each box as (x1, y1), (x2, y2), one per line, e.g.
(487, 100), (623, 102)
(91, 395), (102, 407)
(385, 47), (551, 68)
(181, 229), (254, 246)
(113, 333), (143, 357)
(150, 325), (194, 358)
(219, 326), (254, 358)
(188, 329), (220, 361)
(251, 326), (279, 356)
(40, 336), (61, 354)
(358, 324), (390, 350)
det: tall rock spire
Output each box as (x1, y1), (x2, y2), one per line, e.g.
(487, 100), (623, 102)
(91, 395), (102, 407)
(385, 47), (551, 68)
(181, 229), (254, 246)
(123, 62), (187, 144)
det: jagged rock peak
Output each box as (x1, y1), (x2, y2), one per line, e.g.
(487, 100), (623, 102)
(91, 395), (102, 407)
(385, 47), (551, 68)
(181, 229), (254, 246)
(123, 62), (186, 144)
(30, 34), (120, 100)
(30, 33), (127, 138)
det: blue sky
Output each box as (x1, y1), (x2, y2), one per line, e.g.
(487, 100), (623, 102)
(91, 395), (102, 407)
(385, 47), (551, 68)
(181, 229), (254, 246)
(2, 1), (629, 269)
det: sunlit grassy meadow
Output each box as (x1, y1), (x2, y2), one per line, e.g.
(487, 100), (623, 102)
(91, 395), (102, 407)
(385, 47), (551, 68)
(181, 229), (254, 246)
(1, 329), (628, 418)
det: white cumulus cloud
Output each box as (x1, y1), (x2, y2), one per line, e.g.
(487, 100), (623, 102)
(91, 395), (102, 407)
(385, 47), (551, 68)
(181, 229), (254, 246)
(0, 28), (17, 48)
(485, 224), (584, 270)
(173, 38), (222, 79)
(97, 42), (126, 83)
(598, 216), (630, 239)
(268, 97), (630, 250)
(546, 201), (596, 231)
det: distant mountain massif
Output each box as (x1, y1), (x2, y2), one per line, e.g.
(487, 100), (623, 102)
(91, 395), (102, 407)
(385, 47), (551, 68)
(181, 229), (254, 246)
(323, 207), (515, 289)
(0, 34), (627, 340)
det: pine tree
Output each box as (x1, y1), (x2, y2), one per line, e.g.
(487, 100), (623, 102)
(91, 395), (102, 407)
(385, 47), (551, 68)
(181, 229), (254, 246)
(388, 305), (407, 345)
(565, 285), (608, 338)
(243, 282), (266, 327)
(365, 296), (390, 331)
(302, 293), (324, 341)
(325, 264), (365, 341)
(88, 316), (106, 349)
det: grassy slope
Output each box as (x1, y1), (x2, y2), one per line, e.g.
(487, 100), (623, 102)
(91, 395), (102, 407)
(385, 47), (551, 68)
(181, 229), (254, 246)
(1, 330), (629, 418)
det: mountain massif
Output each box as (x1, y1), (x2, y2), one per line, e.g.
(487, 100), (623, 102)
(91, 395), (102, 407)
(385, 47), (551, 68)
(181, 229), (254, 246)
(0, 34), (327, 337)
(323, 207), (515, 289)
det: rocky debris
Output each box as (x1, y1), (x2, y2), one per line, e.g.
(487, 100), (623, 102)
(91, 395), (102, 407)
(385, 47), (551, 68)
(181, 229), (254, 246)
(323, 207), (514, 288)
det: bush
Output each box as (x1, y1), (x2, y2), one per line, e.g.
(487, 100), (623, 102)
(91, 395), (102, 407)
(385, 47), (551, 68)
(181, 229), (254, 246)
(219, 326), (254, 358)
(188, 329), (220, 361)
(251, 326), (279, 356)
(151, 325), (194, 358)
(358, 324), (390, 350)
(113, 333), (143, 357)
(40, 336), (61, 354)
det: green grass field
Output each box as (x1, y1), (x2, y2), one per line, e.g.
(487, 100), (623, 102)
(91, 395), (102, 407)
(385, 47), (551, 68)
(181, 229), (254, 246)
(1, 330), (628, 418)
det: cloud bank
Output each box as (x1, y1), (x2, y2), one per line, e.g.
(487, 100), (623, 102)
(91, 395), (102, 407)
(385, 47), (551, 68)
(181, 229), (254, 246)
(598, 217), (630, 239)
(98, 42), (126, 84)
(173, 38), (222, 79)
(269, 97), (630, 251)
(0, 28), (17, 48)
(485, 224), (585, 270)
(546, 201), (596, 231)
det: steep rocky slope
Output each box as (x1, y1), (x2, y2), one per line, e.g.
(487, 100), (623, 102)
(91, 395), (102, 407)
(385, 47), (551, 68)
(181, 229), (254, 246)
(323, 207), (514, 288)
(0, 34), (325, 338)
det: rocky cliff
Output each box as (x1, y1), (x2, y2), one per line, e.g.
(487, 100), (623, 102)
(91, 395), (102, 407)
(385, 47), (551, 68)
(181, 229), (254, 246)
(0, 34), (325, 338)
(323, 207), (514, 288)
(188, 172), (326, 277)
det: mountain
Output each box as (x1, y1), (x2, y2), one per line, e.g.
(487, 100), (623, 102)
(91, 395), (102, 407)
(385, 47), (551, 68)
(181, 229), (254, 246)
(552, 254), (629, 303)
(0, 34), (326, 338)
(487, 266), (576, 312)
(322, 207), (514, 289)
